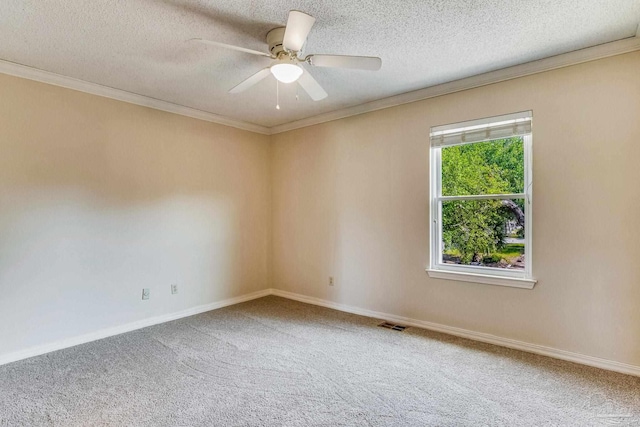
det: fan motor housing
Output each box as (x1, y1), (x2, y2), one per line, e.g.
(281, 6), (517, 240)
(267, 27), (286, 57)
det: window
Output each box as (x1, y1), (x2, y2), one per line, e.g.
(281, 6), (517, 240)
(427, 111), (536, 288)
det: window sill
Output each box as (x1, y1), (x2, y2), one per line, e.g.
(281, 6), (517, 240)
(426, 268), (537, 289)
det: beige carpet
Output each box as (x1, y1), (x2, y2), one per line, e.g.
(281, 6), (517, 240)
(0, 296), (639, 426)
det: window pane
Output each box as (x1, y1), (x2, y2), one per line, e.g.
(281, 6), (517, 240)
(441, 137), (524, 196)
(441, 199), (525, 270)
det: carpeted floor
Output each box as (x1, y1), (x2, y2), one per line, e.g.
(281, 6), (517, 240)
(0, 296), (639, 426)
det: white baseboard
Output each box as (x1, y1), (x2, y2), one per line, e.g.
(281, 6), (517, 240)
(270, 289), (640, 377)
(0, 289), (271, 367)
(4, 287), (639, 378)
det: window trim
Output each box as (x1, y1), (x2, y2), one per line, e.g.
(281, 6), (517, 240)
(427, 114), (536, 289)
(425, 268), (536, 289)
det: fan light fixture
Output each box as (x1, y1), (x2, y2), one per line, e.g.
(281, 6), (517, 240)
(191, 10), (381, 102)
(270, 63), (303, 83)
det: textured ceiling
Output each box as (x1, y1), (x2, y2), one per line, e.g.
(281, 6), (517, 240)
(1, 1), (639, 128)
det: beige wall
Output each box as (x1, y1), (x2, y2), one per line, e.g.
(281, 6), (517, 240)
(1, 51), (639, 368)
(271, 51), (640, 366)
(0, 73), (271, 356)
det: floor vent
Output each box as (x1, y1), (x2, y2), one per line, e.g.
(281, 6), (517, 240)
(378, 322), (408, 331)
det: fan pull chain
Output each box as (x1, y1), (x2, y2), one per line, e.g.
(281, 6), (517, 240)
(296, 84), (299, 101)
(276, 80), (280, 110)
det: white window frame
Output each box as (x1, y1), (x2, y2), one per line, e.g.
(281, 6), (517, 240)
(426, 112), (536, 289)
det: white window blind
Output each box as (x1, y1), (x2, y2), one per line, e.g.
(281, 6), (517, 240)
(430, 111), (532, 148)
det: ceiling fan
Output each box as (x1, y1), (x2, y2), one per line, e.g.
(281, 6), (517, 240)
(191, 10), (382, 103)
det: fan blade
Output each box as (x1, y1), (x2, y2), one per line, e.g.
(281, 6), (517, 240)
(190, 38), (272, 58)
(283, 11), (315, 52)
(297, 70), (327, 101)
(308, 55), (382, 71)
(229, 68), (271, 93)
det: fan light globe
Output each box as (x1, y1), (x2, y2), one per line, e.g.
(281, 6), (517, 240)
(270, 63), (303, 83)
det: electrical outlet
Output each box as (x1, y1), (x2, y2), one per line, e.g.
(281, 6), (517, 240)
(171, 284), (178, 294)
(329, 276), (334, 286)
(142, 288), (150, 300)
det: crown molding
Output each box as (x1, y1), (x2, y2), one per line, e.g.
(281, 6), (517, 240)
(0, 59), (271, 135)
(270, 36), (640, 135)
(2, 35), (639, 137)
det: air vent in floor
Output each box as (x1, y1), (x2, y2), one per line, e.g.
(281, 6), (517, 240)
(378, 322), (408, 331)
